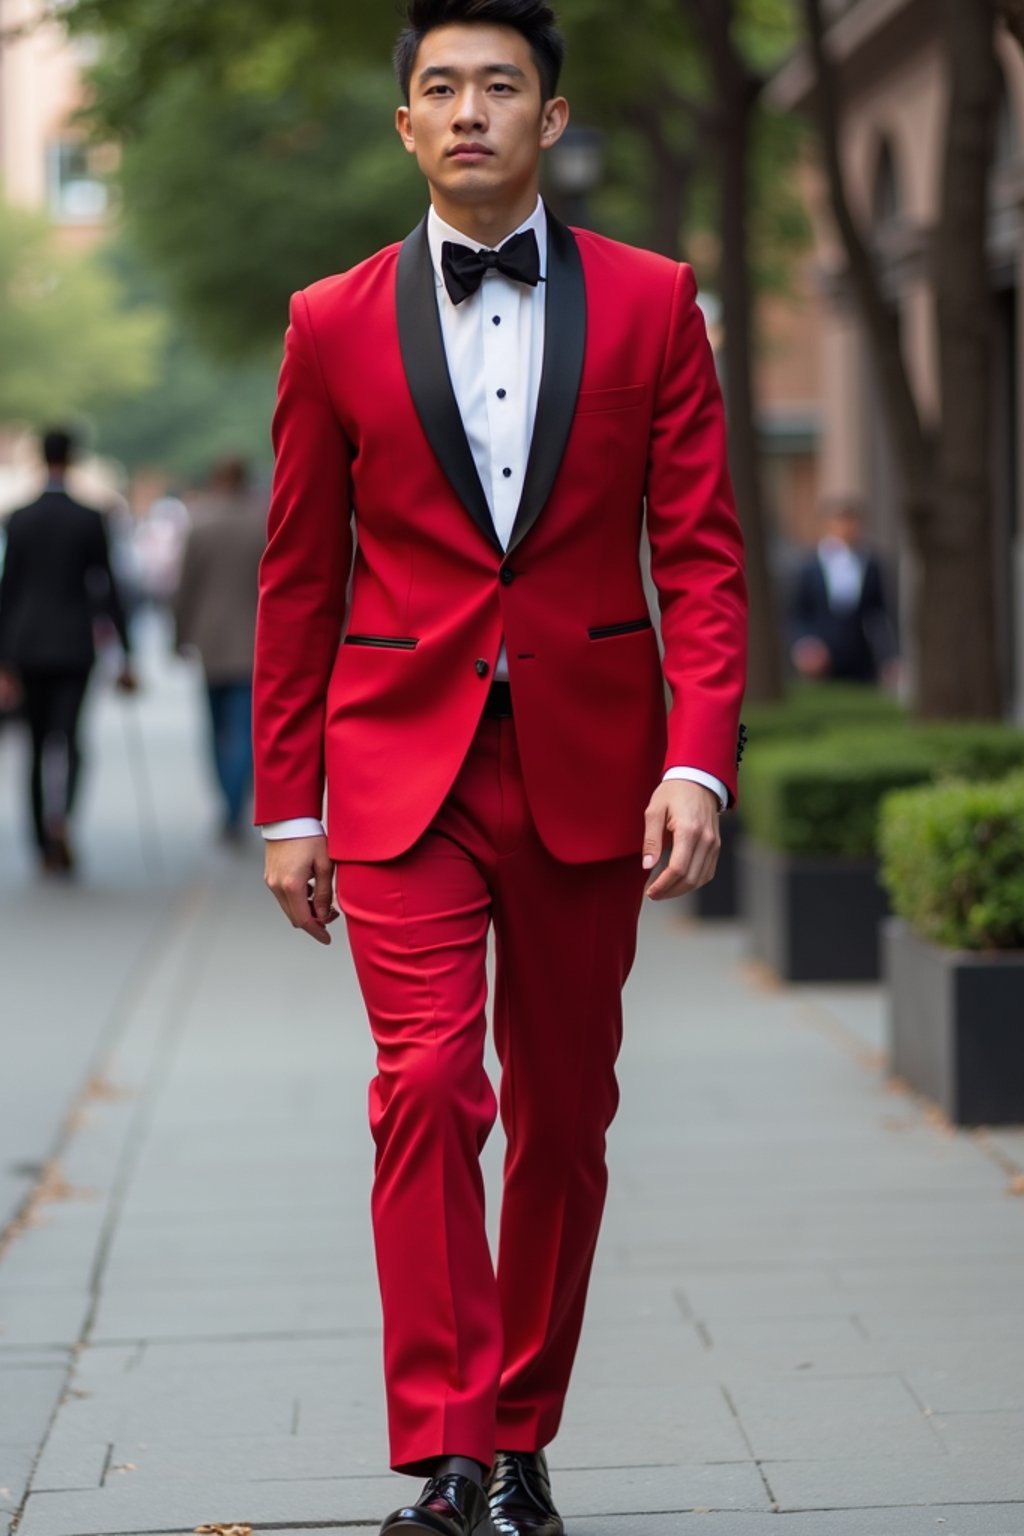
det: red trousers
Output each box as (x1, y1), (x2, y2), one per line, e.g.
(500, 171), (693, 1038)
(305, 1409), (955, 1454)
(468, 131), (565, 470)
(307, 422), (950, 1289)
(336, 715), (647, 1474)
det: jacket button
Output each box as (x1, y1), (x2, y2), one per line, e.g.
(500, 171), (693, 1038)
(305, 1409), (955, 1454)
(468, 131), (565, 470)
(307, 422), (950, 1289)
(475, 659), (490, 678)
(500, 568), (516, 586)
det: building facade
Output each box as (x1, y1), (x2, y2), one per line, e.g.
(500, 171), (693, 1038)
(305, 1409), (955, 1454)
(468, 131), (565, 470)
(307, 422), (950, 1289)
(770, 0), (1024, 717)
(0, 0), (110, 243)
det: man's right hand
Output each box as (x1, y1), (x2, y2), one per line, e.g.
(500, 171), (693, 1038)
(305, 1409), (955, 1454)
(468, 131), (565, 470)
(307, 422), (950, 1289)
(264, 834), (339, 945)
(0, 667), (21, 712)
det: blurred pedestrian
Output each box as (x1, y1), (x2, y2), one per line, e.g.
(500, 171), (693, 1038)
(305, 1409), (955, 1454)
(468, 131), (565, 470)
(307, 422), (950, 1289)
(789, 498), (899, 685)
(173, 456), (264, 843)
(0, 427), (136, 874)
(254, 2), (746, 1531)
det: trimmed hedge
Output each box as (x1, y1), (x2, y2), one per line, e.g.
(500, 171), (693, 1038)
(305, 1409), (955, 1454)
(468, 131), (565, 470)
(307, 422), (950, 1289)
(743, 682), (903, 745)
(880, 771), (1024, 950)
(741, 723), (1024, 859)
(740, 729), (935, 858)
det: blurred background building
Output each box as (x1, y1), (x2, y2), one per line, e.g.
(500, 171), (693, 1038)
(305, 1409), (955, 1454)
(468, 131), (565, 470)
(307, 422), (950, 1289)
(771, 0), (1024, 716)
(0, 0), (111, 242)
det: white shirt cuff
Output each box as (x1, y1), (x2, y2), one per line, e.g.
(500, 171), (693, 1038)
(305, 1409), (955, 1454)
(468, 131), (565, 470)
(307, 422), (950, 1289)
(260, 818), (326, 840)
(662, 767), (729, 812)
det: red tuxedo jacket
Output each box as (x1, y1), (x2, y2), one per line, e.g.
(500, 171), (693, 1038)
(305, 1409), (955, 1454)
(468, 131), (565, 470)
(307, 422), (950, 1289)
(253, 210), (748, 864)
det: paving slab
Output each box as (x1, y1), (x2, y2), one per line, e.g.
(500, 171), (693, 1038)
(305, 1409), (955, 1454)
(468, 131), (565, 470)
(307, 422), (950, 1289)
(726, 1374), (944, 1461)
(0, 1290), (91, 1350)
(0, 1447), (36, 1515)
(570, 1515), (1024, 1536)
(766, 1452), (1024, 1510)
(0, 1366), (67, 1447)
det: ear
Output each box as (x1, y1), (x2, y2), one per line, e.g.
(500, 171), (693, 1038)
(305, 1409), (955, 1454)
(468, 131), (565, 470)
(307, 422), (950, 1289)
(539, 96), (569, 151)
(396, 105), (416, 154)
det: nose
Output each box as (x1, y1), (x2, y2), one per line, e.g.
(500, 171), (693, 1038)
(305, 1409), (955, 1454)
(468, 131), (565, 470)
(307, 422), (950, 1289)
(451, 86), (488, 133)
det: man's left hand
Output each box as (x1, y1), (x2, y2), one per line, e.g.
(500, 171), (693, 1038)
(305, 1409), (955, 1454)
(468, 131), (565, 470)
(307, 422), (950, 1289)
(642, 780), (721, 901)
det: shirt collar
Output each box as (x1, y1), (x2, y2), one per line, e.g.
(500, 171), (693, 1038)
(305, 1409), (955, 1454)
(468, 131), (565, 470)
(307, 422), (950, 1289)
(427, 196), (548, 293)
(819, 536), (862, 562)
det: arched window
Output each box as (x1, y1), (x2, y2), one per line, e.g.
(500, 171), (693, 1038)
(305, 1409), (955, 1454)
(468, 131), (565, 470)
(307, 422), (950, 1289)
(871, 137), (901, 233)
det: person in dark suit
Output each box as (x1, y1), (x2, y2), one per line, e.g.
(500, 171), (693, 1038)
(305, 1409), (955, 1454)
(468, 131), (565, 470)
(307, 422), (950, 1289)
(0, 428), (135, 872)
(789, 500), (899, 685)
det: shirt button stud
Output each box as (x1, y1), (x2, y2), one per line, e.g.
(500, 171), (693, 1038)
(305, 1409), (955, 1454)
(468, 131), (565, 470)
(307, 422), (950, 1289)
(492, 315), (501, 325)
(502, 467), (513, 478)
(497, 388), (507, 399)
(475, 658), (490, 678)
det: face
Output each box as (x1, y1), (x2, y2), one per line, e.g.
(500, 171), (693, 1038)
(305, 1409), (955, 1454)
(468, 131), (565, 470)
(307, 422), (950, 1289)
(396, 23), (568, 216)
(827, 508), (864, 546)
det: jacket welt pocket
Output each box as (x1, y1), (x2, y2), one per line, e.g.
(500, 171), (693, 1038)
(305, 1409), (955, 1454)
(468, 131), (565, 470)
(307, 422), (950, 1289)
(587, 618), (653, 641)
(343, 634), (419, 650)
(575, 383), (647, 415)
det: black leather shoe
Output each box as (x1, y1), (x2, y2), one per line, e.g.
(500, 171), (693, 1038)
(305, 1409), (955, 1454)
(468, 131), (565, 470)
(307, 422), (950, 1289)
(487, 1450), (564, 1535)
(380, 1472), (491, 1535)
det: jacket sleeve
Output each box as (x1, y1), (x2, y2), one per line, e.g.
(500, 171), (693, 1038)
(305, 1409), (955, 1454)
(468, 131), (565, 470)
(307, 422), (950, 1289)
(645, 263), (748, 807)
(790, 559), (821, 646)
(87, 511), (132, 656)
(862, 556), (898, 662)
(0, 514), (22, 665)
(171, 528), (198, 654)
(252, 289), (354, 824)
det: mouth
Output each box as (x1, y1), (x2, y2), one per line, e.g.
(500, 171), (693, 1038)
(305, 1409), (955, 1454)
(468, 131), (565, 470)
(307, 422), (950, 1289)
(448, 144), (494, 161)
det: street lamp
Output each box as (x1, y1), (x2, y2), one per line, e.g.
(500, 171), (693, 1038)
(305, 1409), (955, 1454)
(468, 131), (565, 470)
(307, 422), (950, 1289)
(546, 125), (605, 229)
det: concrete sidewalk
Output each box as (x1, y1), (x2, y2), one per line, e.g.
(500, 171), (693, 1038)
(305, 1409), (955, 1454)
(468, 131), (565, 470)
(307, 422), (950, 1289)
(2, 639), (1024, 1536)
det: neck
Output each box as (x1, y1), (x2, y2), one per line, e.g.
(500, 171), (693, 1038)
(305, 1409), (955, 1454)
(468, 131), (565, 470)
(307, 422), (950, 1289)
(430, 184), (540, 247)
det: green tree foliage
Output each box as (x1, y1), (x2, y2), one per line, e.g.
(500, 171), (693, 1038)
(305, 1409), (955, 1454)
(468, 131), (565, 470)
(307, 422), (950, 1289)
(88, 242), (280, 480)
(0, 199), (163, 425)
(111, 68), (424, 358)
(63, 0), (807, 357)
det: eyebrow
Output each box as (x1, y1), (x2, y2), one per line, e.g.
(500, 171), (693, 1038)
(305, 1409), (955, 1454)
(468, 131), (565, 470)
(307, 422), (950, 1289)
(417, 63), (528, 84)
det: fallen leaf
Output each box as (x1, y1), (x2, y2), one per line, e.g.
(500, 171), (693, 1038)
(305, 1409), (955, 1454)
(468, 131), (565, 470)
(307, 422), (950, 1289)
(195, 1525), (253, 1536)
(85, 1077), (135, 1102)
(1008, 1174), (1024, 1197)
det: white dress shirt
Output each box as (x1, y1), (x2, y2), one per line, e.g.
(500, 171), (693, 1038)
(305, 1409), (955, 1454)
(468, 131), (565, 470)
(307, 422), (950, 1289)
(263, 199), (726, 839)
(817, 536), (865, 613)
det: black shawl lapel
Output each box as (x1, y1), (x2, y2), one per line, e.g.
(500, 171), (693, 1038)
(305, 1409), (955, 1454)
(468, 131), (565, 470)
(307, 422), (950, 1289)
(396, 215), (501, 553)
(507, 210), (586, 555)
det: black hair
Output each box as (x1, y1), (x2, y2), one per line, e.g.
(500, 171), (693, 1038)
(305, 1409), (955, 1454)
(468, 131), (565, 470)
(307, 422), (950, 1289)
(394, 0), (565, 104)
(42, 428), (77, 468)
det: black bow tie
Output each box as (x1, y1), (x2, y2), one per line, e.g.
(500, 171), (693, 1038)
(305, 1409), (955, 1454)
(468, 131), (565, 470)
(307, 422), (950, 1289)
(440, 229), (542, 306)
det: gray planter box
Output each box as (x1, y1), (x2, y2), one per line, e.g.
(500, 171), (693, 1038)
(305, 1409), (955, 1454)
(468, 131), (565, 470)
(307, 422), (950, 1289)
(738, 837), (890, 982)
(692, 812), (740, 919)
(884, 918), (1024, 1126)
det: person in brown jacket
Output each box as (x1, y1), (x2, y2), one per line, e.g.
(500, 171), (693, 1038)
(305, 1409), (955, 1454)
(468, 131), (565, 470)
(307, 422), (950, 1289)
(173, 456), (266, 841)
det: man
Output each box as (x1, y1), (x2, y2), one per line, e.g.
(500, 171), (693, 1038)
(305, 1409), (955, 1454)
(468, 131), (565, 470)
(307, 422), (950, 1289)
(0, 428), (135, 873)
(253, 3), (747, 1532)
(789, 499), (899, 685)
(174, 456), (265, 843)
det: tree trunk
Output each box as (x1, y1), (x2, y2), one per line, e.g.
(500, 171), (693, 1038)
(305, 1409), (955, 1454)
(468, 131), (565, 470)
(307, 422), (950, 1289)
(719, 94), (784, 705)
(626, 100), (695, 260)
(801, 0), (1002, 717)
(686, 0), (784, 704)
(997, 0), (1024, 53)
(923, 0), (1000, 716)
